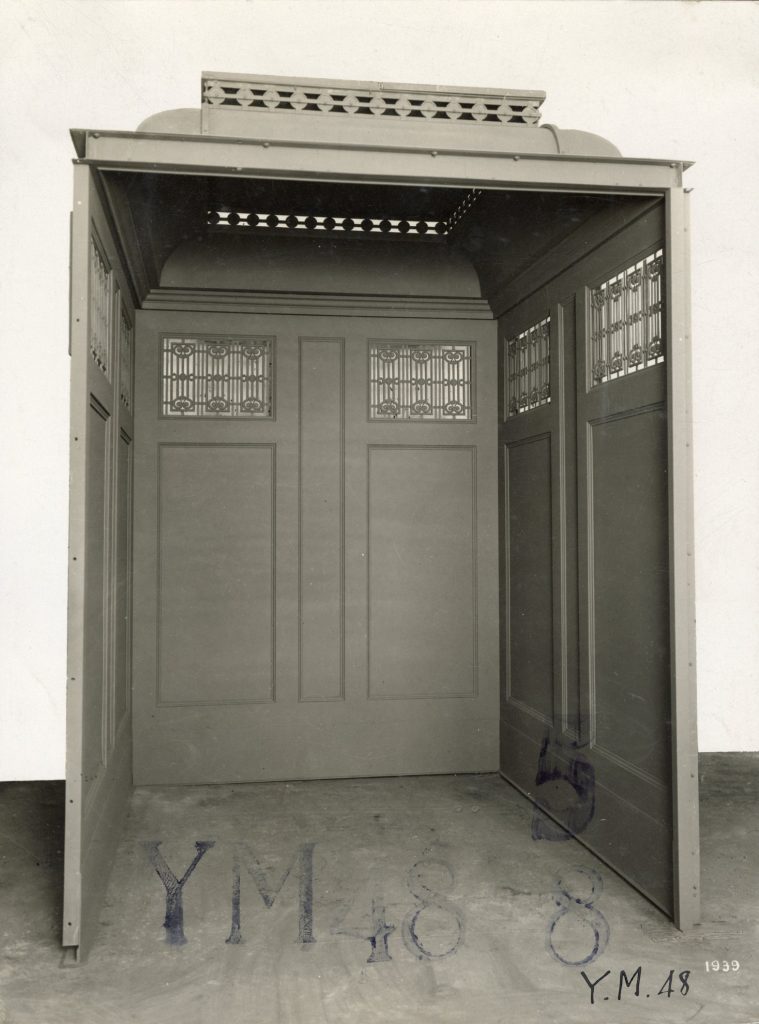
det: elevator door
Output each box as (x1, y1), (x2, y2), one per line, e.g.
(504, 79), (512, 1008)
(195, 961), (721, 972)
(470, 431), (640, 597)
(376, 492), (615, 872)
(132, 311), (499, 784)
(498, 203), (697, 924)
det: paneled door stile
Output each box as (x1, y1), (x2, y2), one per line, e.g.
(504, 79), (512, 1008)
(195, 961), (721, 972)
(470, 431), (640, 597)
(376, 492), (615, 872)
(65, 163), (135, 959)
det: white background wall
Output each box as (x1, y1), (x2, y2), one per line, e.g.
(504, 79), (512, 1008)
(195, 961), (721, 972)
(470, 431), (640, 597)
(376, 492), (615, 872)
(1, 0), (757, 779)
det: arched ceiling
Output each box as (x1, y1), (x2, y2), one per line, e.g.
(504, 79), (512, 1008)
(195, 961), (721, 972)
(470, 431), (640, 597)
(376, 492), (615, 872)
(101, 169), (652, 310)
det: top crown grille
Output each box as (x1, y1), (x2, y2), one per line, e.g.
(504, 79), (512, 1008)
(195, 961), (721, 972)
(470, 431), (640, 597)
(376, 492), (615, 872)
(203, 78), (543, 126)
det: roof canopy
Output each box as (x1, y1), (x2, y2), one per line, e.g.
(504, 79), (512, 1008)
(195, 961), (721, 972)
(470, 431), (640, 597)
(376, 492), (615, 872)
(134, 71), (621, 159)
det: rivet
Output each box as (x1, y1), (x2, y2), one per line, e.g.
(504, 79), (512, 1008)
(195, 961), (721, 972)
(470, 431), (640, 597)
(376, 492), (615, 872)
(262, 141), (270, 148)
(430, 150), (438, 157)
(513, 154), (520, 161)
(92, 132), (99, 139)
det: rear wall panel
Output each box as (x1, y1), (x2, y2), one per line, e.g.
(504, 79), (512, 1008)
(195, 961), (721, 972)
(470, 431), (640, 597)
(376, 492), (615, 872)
(368, 445), (477, 700)
(157, 443), (276, 706)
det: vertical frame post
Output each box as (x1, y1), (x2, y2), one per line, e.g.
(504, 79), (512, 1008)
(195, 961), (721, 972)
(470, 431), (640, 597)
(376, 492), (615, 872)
(666, 186), (700, 929)
(63, 162), (91, 950)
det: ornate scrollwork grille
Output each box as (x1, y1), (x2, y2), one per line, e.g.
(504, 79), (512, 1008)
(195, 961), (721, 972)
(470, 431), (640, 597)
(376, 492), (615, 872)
(369, 342), (473, 422)
(89, 237), (112, 379)
(118, 304), (133, 411)
(505, 316), (551, 417)
(589, 249), (664, 387)
(161, 336), (273, 418)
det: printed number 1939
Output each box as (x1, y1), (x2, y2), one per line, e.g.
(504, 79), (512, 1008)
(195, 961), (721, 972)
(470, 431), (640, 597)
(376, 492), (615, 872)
(705, 960), (740, 972)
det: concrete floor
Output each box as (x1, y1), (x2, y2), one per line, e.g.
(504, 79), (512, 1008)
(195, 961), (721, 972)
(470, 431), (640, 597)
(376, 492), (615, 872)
(0, 756), (757, 1024)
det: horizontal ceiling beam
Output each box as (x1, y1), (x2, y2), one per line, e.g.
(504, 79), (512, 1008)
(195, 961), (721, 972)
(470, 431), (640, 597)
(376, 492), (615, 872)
(77, 132), (686, 194)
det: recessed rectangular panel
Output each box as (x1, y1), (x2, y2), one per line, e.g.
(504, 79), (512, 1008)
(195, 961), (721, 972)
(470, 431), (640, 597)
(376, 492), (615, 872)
(505, 436), (554, 721)
(158, 443), (274, 705)
(82, 398), (110, 794)
(299, 338), (344, 701)
(368, 446), (476, 699)
(590, 407), (669, 780)
(113, 430), (132, 731)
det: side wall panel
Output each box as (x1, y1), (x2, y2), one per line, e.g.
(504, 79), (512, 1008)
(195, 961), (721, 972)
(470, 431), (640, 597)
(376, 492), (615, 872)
(64, 165), (135, 957)
(498, 203), (688, 920)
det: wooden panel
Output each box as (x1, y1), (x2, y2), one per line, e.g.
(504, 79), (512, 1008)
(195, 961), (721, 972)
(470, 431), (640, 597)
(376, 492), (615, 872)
(555, 300), (580, 740)
(589, 406), (669, 782)
(573, 210), (677, 918)
(497, 202), (697, 926)
(82, 397), (109, 801)
(132, 309), (499, 784)
(498, 301), (561, 780)
(65, 163), (135, 957)
(299, 338), (344, 701)
(504, 434), (554, 723)
(499, 719), (672, 911)
(368, 445), (476, 699)
(113, 429), (132, 732)
(157, 443), (275, 705)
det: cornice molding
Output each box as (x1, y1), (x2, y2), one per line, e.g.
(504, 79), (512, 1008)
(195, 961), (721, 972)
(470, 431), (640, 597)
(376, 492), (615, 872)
(141, 287), (493, 320)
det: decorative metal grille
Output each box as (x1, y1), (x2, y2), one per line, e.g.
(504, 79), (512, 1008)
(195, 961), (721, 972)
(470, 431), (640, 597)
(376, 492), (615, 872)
(369, 343), (473, 421)
(505, 316), (551, 417)
(208, 188), (484, 238)
(89, 237), (111, 378)
(203, 78), (543, 126)
(161, 336), (273, 418)
(209, 209), (450, 236)
(589, 250), (664, 387)
(447, 189), (483, 232)
(119, 304), (133, 411)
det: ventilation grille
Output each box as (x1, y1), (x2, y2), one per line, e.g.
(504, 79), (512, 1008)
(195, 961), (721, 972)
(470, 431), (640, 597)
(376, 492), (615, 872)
(208, 190), (483, 238)
(505, 316), (551, 417)
(369, 342), (473, 422)
(161, 336), (273, 418)
(89, 236), (112, 380)
(209, 209), (449, 236)
(447, 190), (483, 232)
(589, 250), (664, 387)
(119, 303), (133, 411)
(203, 78), (543, 126)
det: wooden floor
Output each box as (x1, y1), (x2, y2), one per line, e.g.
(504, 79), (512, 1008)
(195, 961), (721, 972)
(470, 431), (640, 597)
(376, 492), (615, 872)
(0, 755), (757, 1024)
